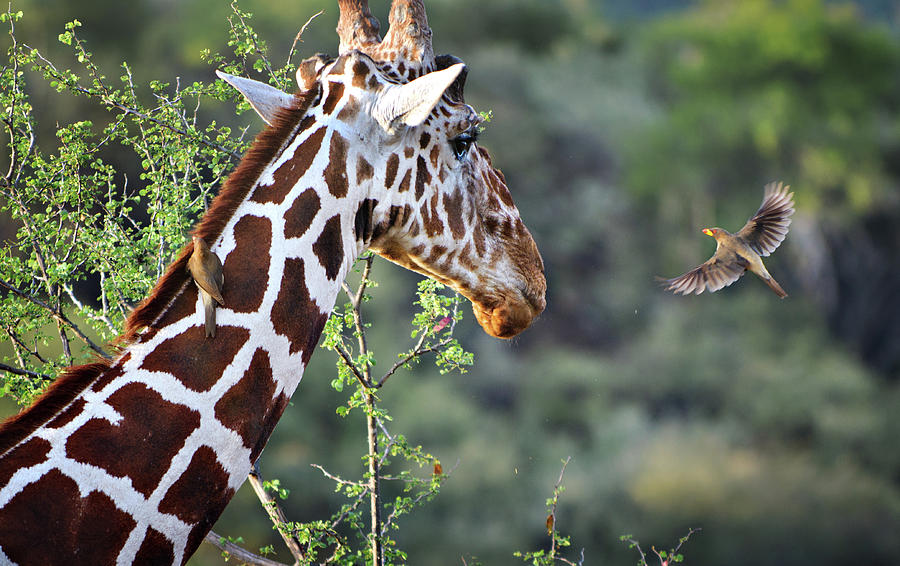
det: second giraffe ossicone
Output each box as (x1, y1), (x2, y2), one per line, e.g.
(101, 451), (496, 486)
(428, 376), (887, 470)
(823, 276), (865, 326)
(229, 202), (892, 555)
(0, 1), (546, 565)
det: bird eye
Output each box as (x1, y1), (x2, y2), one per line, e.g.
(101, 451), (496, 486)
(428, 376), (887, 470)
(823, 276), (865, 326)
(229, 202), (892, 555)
(450, 130), (478, 160)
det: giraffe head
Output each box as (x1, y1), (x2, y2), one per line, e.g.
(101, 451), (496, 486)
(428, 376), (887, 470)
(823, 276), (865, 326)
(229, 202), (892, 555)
(220, 0), (545, 338)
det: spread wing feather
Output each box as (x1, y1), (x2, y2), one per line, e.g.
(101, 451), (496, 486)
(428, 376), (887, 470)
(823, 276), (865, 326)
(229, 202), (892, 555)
(736, 181), (795, 257)
(659, 248), (748, 296)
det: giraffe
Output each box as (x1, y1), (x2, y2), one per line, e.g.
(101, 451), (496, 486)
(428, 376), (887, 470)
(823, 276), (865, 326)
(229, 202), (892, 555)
(0, 1), (544, 564)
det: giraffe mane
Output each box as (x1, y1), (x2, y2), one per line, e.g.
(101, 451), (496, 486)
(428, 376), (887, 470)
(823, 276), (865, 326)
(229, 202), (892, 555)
(122, 84), (320, 342)
(0, 84), (320, 456)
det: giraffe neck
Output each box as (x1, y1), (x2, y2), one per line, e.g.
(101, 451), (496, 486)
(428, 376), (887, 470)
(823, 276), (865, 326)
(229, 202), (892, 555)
(0, 98), (367, 565)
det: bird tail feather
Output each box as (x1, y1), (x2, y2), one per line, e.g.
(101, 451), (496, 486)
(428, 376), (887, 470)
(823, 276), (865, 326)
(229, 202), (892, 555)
(202, 293), (217, 337)
(765, 276), (788, 299)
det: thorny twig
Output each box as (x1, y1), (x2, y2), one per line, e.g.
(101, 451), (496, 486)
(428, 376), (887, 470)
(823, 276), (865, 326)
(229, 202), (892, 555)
(287, 10), (324, 69)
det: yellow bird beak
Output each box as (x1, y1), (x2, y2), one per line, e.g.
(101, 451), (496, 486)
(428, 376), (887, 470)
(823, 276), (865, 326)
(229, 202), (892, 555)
(702, 228), (714, 237)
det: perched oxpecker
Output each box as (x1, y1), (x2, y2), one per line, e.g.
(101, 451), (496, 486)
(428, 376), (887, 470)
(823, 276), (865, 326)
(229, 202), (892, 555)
(187, 235), (225, 337)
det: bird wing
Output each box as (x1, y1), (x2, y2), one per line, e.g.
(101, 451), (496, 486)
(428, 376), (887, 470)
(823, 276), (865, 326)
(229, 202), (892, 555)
(189, 253), (225, 306)
(193, 269), (224, 305)
(736, 181), (795, 257)
(659, 247), (748, 295)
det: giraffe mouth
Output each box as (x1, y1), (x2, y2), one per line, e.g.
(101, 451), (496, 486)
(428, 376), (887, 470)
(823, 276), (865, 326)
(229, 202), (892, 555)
(471, 288), (545, 339)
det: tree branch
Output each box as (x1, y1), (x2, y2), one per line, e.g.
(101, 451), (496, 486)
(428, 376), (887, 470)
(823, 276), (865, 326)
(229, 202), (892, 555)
(376, 300), (459, 388)
(310, 464), (362, 488)
(0, 362), (51, 380)
(27, 47), (243, 161)
(0, 277), (111, 359)
(203, 530), (291, 566)
(548, 456), (572, 559)
(365, 391), (383, 565)
(333, 340), (370, 388)
(287, 10), (324, 69)
(247, 461), (305, 564)
(376, 337), (452, 388)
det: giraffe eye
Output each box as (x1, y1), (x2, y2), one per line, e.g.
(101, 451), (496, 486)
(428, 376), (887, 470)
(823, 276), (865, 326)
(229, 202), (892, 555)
(450, 130), (478, 160)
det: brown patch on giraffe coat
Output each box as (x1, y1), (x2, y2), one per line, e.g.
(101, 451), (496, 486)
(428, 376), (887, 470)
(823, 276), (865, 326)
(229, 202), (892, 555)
(398, 168), (411, 193)
(158, 445), (234, 562)
(141, 326), (250, 392)
(404, 147), (414, 159)
(323, 82), (345, 115)
(0, 437), (50, 487)
(419, 132), (431, 149)
(0, 360), (110, 456)
(46, 397), (85, 429)
(426, 245), (448, 265)
(214, 348), (276, 451)
(91, 352), (130, 392)
(352, 60), (369, 88)
(313, 214), (344, 280)
(323, 133), (349, 198)
(472, 225), (486, 257)
(284, 188), (320, 239)
(371, 204), (411, 242)
(458, 242), (477, 272)
(337, 95), (360, 121)
(140, 283), (198, 344)
(251, 126), (328, 205)
(356, 156), (374, 184)
(222, 215), (271, 313)
(66, 382), (200, 496)
(328, 56), (347, 76)
(250, 392), (290, 462)
(421, 197), (444, 237)
(385, 153), (399, 188)
(442, 189), (466, 240)
(414, 156), (431, 200)
(134, 527), (175, 564)
(354, 198), (378, 242)
(0, 469), (135, 565)
(482, 212), (501, 235)
(430, 144), (440, 169)
(297, 57), (322, 91)
(271, 258), (330, 358)
(488, 169), (515, 207)
(297, 114), (317, 134)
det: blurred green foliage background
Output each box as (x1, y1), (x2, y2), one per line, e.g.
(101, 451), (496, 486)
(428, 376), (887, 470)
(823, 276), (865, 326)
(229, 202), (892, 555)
(3, 0), (900, 564)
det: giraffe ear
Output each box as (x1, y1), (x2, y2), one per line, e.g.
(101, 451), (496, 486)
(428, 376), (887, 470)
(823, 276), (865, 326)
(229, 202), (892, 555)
(373, 63), (465, 132)
(216, 70), (295, 126)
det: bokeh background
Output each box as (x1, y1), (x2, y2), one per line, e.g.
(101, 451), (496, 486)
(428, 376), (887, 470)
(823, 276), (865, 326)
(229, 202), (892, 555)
(3, 0), (900, 564)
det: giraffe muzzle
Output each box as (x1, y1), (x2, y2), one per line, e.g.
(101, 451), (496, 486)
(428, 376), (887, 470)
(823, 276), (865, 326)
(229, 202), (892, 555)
(472, 285), (545, 339)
